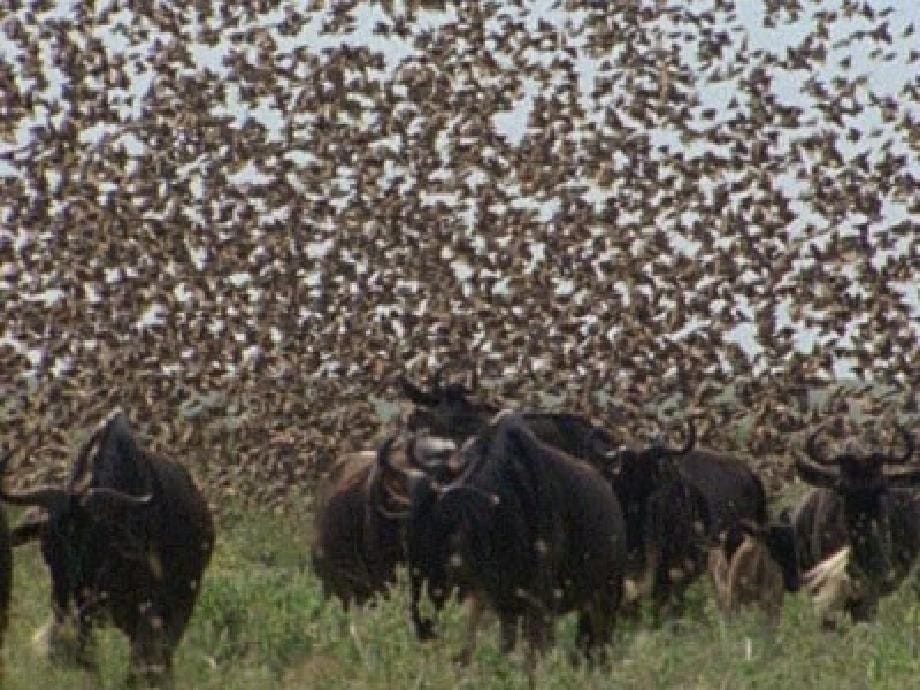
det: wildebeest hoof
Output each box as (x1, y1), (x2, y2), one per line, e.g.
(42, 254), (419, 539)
(416, 619), (437, 641)
(452, 649), (473, 666)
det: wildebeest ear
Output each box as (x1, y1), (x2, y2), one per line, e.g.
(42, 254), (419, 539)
(399, 376), (437, 407)
(587, 428), (614, 457)
(794, 455), (839, 489)
(11, 508), (48, 546)
(602, 447), (630, 477)
(882, 466), (920, 490)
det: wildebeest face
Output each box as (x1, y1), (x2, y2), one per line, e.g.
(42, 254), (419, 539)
(405, 475), (454, 639)
(604, 425), (695, 503)
(1, 449), (153, 621)
(796, 429), (920, 590)
(404, 460), (497, 641)
(841, 487), (893, 580)
(406, 479), (478, 601)
(605, 448), (679, 552)
(400, 377), (497, 441)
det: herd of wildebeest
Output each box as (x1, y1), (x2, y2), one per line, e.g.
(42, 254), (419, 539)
(0, 372), (917, 686)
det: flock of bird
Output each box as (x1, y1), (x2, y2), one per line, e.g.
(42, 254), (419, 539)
(0, 1), (917, 507)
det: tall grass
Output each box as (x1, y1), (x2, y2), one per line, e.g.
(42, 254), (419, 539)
(1, 505), (917, 689)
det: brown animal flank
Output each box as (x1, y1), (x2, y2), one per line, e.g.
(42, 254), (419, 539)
(709, 521), (784, 626)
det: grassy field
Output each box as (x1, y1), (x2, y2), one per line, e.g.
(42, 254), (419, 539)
(1, 503), (918, 690)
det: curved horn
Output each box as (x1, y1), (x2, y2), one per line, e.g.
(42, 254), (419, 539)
(891, 426), (914, 465)
(80, 487), (152, 513)
(408, 435), (457, 470)
(68, 425), (106, 492)
(399, 376), (437, 407)
(468, 360), (479, 394)
(795, 455), (839, 489)
(805, 426), (826, 464)
(0, 450), (71, 512)
(0, 484), (70, 512)
(882, 465), (920, 489)
(405, 434), (422, 470)
(371, 436), (422, 520)
(671, 420), (696, 455)
(376, 436), (402, 477)
(430, 363), (448, 389)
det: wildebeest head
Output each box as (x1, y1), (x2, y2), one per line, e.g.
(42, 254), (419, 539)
(399, 367), (498, 441)
(367, 433), (459, 518)
(0, 414), (153, 621)
(605, 422), (696, 492)
(377, 434), (495, 640)
(795, 426), (918, 588)
(603, 423), (696, 542)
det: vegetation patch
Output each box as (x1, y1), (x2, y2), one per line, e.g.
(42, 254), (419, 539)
(1, 505), (917, 689)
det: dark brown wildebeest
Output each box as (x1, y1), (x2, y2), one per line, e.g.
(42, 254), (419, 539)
(400, 370), (498, 442)
(0, 410), (214, 687)
(793, 426), (920, 622)
(603, 424), (799, 622)
(602, 426), (709, 620)
(708, 519), (785, 626)
(311, 433), (456, 607)
(394, 411), (626, 668)
(402, 374), (783, 622)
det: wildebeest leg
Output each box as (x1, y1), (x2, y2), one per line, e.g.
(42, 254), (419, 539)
(127, 610), (174, 689)
(127, 637), (173, 689)
(523, 608), (550, 689)
(577, 597), (614, 664)
(410, 574), (436, 640)
(67, 601), (99, 672)
(454, 594), (483, 665)
(660, 572), (689, 624)
(74, 618), (99, 671)
(498, 613), (518, 654)
(642, 544), (661, 623)
(708, 547), (731, 616)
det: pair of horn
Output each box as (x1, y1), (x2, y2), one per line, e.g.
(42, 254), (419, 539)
(797, 427), (919, 489)
(373, 435), (496, 521)
(403, 361), (480, 395)
(371, 437), (426, 520)
(658, 421), (696, 456)
(0, 443), (151, 516)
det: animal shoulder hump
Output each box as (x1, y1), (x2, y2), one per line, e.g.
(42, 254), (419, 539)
(97, 410), (144, 471)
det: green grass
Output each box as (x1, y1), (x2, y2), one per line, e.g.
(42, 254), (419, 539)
(1, 505), (918, 689)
